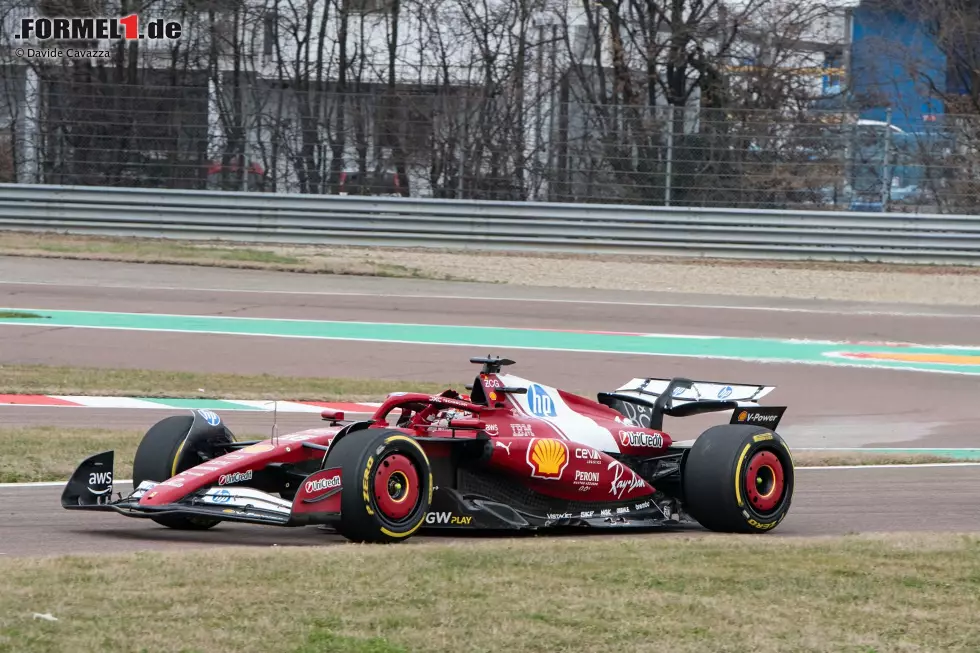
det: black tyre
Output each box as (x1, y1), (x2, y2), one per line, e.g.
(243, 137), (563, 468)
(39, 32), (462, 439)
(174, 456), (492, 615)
(132, 415), (221, 531)
(681, 424), (794, 533)
(325, 428), (433, 543)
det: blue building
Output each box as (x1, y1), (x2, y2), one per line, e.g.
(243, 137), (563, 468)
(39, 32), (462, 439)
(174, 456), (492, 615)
(847, 0), (949, 130)
(823, 0), (968, 209)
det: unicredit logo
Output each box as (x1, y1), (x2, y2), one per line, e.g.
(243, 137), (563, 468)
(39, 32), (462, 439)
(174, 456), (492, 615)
(306, 475), (341, 493)
(619, 430), (664, 448)
(218, 470), (252, 485)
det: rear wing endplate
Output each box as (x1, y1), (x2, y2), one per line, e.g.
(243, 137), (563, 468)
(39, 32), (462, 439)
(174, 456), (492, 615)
(612, 377), (774, 404)
(598, 377), (785, 430)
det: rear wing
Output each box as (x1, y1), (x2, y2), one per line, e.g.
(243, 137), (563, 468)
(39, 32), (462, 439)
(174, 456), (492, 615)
(598, 377), (785, 431)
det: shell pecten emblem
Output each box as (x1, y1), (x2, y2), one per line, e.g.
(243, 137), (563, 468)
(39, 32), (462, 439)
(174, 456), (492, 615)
(526, 438), (569, 480)
(737, 410), (748, 422)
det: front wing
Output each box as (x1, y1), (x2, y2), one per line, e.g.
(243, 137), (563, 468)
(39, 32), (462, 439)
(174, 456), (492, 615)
(61, 451), (344, 527)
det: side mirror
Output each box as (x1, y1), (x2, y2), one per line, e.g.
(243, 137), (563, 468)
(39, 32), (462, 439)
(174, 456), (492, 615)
(448, 418), (486, 431)
(321, 409), (345, 422)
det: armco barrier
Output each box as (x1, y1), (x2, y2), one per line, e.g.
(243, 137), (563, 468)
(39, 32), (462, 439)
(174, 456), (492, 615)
(1, 183), (979, 264)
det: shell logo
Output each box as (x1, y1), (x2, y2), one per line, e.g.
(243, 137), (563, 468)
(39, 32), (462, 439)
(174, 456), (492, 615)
(737, 411), (748, 422)
(527, 438), (569, 480)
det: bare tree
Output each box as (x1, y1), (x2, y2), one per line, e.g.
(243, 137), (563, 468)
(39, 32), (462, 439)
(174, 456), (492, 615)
(888, 0), (980, 212)
(1, 0), (885, 210)
(541, 0), (852, 207)
(0, 0), (34, 182)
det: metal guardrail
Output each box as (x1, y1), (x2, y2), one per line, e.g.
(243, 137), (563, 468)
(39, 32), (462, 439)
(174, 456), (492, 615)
(1, 183), (980, 264)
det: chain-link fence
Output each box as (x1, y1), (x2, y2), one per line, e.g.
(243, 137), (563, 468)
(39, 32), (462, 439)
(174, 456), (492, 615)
(2, 71), (978, 214)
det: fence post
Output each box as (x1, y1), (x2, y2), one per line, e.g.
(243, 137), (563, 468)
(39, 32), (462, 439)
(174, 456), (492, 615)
(881, 107), (893, 212)
(19, 66), (41, 184)
(664, 105), (674, 207)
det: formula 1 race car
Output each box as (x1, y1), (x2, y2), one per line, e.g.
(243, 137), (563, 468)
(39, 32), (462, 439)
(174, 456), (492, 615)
(62, 356), (795, 542)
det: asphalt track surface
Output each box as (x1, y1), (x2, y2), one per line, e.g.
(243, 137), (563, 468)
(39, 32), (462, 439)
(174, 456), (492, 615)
(1, 258), (979, 555)
(3, 259), (980, 448)
(4, 466), (978, 556)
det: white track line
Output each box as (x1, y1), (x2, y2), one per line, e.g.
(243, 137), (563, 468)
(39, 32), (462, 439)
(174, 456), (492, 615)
(4, 463), (980, 489)
(3, 305), (980, 351)
(2, 280), (978, 318)
(795, 447), (980, 451)
(4, 321), (980, 378)
(795, 462), (980, 470)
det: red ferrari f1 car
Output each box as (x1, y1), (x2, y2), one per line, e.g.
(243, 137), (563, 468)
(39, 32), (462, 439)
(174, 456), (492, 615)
(62, 356), (795, 542)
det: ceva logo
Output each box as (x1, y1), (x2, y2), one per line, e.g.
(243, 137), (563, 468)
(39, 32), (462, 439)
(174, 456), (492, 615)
(527, 384), (557, 417)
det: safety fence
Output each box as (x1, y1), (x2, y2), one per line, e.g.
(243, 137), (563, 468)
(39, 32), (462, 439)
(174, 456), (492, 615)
(1, 183), (979, 264)
(1, 73), (980, 214)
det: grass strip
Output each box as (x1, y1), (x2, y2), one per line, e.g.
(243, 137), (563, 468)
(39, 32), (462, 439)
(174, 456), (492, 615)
(2, 424), (975, 485)
(0, 427), (156, 484)
(0, 232), (469, 281)
(0, 311), (45, 319)
(2, 533), (979, 652)
(0, 364), (454, 401)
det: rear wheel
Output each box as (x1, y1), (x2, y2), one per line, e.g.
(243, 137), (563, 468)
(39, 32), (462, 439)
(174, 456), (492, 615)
(132, 415), (221, 531)
(681, 424), (794, 533)
(325, 428), (433, 543)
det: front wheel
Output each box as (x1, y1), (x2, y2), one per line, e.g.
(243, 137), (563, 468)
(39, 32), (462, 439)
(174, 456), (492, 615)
(681, 424), (794, 533)
(133, 415), (222, 531)
(325, 428), (433, 544)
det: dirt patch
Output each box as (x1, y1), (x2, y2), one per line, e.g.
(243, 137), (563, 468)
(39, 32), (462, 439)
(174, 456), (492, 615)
(791, 451), (980, 466)
(283, 246), (980, 305)
(4, 231), (980, 305)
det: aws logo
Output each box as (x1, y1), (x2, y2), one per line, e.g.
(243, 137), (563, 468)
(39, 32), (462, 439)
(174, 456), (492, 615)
(87, 471), (112, 495)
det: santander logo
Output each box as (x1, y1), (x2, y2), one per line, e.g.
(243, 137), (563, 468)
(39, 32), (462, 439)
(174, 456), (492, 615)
(305, 475), (341, 494)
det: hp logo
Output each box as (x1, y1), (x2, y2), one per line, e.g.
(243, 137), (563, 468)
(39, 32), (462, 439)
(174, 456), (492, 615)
(527, 384), (557, 417)
(198, 410), (221, 427)
(212, 489), (231, 504)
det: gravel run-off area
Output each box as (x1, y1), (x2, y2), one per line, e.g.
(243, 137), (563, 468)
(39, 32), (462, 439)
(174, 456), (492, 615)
(262, 245), (980, 306)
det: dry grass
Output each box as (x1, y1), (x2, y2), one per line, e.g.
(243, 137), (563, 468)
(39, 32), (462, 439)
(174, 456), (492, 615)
(1, 533), (979, 652)
(0, 426), (264, 484)
(0, 232), (472, 282)
(0, 364), (453, 401)
(0, 426), (285, 483)
(0, 427), (143, 484)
